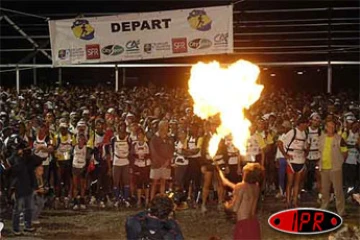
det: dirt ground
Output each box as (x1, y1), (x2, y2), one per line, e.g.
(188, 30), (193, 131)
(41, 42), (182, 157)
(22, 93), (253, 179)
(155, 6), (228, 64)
(1, 194), (360, 240)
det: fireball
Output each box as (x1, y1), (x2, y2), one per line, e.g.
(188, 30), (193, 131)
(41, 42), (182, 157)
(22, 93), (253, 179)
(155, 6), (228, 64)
(188, 60), (263, 158)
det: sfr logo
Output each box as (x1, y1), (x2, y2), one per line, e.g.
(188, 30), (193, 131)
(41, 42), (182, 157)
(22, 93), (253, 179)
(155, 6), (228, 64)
(172, 38), (187, 53)
(86, 44), (100, 59)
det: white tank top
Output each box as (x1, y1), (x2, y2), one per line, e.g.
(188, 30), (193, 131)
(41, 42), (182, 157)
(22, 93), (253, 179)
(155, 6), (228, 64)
(286, 129), (307, 164)
(56, 134), (72, 161)
(225, 138), (239, 165)
(245, 134), (261, 162)
(133, 141), (151, 167)
(73, 145), (87, 168)
(345, 131), (359, 165)
(174, 141), (189, 166)
(33, 136), (49, 165)
(188, 136), (201, 158)
(113, 135), (130, 166)
(307, 127), (321, 160)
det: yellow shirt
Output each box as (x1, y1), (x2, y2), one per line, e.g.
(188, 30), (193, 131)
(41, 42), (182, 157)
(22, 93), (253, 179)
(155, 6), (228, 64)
(322, 136), (333, 170)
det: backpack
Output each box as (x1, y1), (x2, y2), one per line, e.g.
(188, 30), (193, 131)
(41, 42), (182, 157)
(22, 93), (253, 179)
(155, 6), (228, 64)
(137, 217), (169, 240)
(286, 128), (308, 154)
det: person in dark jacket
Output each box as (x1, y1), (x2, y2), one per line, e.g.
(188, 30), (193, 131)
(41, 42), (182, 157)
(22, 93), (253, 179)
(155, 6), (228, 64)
(7, 134), (40, 236)
(149, 121), (174, 200)
(125, 194), (183, 240)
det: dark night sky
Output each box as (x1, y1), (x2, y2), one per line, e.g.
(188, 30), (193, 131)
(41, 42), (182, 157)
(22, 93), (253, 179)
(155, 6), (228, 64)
(0, 0), (359, 91)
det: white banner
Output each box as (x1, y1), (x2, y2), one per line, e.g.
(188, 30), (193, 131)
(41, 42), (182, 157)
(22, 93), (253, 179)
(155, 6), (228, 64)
(49, 5), (233, 66)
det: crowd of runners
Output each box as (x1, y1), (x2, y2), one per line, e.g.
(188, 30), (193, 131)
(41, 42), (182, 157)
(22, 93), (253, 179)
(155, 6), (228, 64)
(0, 85), (359, 237)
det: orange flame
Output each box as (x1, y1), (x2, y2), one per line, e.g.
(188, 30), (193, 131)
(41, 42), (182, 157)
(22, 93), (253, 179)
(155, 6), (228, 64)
(188, 60), (263, 158)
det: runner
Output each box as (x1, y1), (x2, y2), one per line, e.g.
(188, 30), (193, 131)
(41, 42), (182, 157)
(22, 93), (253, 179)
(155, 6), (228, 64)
(279, 116), (308, 208)
(110, 121), (131, 208)
(131, 128), (151, 208)
(53, 122), (74, 209)
(72, 134), (90, 210)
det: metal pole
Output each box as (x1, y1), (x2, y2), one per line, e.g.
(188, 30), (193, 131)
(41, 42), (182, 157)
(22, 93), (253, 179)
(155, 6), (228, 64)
(58, 68), (62, 86)
(3, 15), (52, 61)
(16, 68), (20, 94)
(122, 68), (126, 87)
(327, 7), (332, 94)
(115, 65), (119, 92)
(33, 56), (37, 85)
(327, 63), (332, 94)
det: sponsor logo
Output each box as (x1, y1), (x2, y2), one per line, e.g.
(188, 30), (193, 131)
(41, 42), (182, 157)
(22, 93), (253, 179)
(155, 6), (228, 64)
(187, 10), (212, 31)
(58, 49), (70, 60)
(71, 48), (85, 58)
(172, 38), (187, 53)
(268, 208), (343, 235)
(71, 19), (95, 41)
(111, 19), (171, 32)
(188, 38), (212, 50)
(101, 45), (124, 56)
(144, 42), (171, 53)
(126, 40), (140, 53)
(86, 44), (100, 59)
(144, 43), (152, 54)
(214, 33), (228, 46)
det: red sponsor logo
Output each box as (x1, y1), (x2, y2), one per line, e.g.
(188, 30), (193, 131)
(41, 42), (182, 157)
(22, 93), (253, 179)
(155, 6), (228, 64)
(86, 44), (100, 59)
(172, 38), (187, 53)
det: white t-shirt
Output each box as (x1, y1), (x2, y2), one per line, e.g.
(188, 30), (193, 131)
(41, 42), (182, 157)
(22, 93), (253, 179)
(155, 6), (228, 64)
(281, 128), (307, 164)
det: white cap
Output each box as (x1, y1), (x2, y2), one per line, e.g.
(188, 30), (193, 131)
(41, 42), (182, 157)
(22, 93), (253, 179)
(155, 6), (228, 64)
(82, 109), (90, 115)
(107, 108), (115, 114)
(310, 112), (321, 120)
(126, 112), (134, 118)
(59, 122), (68, 128)
(77, 120), (87, 127)
(345, 115), (356, 123)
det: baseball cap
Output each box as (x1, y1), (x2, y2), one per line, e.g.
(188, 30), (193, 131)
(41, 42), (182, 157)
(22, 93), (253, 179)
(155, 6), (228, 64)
(77, 120), (87, 127)
(345, 115), (356, 123)
(310, 112), (321, 120)
(59, 122), (68, 128)
(82, 109), (90, 115)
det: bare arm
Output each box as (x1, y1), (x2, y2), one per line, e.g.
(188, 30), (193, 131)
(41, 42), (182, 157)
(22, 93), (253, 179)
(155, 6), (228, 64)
(219, 169), (236, 189)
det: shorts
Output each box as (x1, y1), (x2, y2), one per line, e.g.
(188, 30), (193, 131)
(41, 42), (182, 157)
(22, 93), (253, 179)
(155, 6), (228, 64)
(287, 163), (305, 174)
(201, 160), (215, 173)
(133, 166), (150, 189)
(150, 167), (171, 180)
(72, 167), (86, 178)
